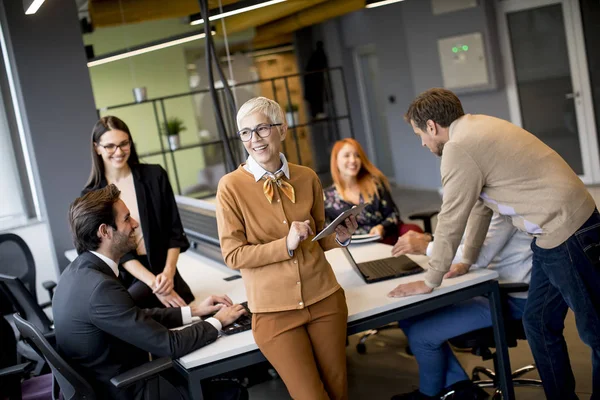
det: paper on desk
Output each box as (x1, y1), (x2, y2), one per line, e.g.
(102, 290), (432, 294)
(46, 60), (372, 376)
(350, 234), (381, 244)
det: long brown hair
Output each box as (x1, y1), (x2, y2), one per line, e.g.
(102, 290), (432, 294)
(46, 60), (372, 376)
(84, 116), (140, 190)
(330, 138), (390, 202)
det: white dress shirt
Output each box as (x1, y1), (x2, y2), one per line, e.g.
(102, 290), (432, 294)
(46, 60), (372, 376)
(89, 251), (222, 330)
(245, 152), (290, 181)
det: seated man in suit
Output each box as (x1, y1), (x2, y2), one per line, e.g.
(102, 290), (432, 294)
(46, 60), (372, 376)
(53, 184), (246, 399)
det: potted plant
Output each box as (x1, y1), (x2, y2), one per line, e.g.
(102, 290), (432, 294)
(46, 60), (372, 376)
(162, 117), (186, 151)
(285, 104), (299, 127)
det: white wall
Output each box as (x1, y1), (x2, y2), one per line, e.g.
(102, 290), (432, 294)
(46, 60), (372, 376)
(305, 0), (511, 190)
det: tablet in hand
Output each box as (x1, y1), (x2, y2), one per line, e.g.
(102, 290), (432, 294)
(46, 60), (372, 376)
(312, 203), (367, 241)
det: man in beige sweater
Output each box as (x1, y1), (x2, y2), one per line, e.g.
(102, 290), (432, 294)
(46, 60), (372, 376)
(390, 88), (599, 400)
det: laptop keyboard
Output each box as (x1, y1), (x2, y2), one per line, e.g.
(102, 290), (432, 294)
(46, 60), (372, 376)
(362, 259), (399, 276)
(360, 257), (423, 280)
(221, 302), (252, 336)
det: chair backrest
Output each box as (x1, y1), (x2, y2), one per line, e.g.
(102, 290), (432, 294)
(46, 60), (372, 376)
(0, 274), (53, 335)
(13, 313), (96, 400)
(0, 233), (37, 303)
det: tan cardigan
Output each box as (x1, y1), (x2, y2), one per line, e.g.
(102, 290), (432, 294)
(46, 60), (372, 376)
(427, 114), (595, 288)
(216, 163), (342, 313)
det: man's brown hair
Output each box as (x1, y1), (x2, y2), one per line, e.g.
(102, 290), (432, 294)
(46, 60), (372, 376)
(405, 88), (465, 130)
(69, 184), (121, 254)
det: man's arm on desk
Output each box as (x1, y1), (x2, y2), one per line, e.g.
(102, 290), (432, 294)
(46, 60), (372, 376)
(388, 143), (487, 297)
(89, 279), (219, 358)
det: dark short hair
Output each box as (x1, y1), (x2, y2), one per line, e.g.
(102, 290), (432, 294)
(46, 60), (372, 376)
(404, 88), (465, 131)
(69, 184), (121, 254)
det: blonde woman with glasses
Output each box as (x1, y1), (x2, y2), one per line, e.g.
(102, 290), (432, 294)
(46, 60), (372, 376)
(216, 97), (357, 400)
(82, 116), (204, 311)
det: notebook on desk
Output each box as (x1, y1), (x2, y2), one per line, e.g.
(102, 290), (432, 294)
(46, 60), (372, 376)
(342, 247), (424, 284)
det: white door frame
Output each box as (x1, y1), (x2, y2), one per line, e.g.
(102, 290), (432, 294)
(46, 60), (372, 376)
(497, 0), (600, 183)
(352, 44), (378, 165)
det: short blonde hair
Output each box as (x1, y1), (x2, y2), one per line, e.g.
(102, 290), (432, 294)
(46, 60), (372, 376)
(236, 97), (285, 130)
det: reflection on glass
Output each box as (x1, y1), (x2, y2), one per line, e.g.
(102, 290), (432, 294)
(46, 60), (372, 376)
(507, 4), (583, 174)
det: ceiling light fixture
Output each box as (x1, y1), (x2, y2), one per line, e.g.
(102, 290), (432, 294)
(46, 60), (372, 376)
(365, 0), (405, 9)
(87, 29), (216, 68)
(189, 0), (287, 26)
(23, 0), (45, 14)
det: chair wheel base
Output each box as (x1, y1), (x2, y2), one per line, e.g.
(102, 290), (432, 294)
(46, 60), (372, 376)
(356, 343), (366, 354)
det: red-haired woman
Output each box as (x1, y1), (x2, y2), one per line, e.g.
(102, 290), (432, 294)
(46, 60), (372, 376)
(325, 138), (422, 244)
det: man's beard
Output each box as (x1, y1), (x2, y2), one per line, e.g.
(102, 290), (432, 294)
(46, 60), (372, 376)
(113, 231), (136, 255)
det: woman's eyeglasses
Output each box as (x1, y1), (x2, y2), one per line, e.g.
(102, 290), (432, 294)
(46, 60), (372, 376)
(237, 123), (282, 142)
(96, 140), (131, 154)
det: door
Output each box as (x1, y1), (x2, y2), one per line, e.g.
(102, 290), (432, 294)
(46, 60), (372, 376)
(497, 0), (599, 183)
(353, 45), (395, 179)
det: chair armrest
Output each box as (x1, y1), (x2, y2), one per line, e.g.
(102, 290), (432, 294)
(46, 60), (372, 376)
(110, 357), (173, 389)
(408, 211), (440, 234)
(43, 329), (56, 342)
(409, 211), (440, 220)
(0, 362), (34, 377)
(499, 282), (529, 293)
(42, 280), (57, 301)
(39, 301), (52, 309)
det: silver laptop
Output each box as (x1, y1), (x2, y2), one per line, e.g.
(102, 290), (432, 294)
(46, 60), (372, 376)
(342, 247), (424, 284)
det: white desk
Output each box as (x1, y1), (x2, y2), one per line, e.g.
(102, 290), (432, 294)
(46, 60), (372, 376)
(176, 244), (498, 368)
(173, 243), (514, 400)
(64, 244), (514, 400)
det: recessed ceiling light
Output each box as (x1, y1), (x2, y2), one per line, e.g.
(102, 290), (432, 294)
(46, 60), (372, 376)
(24, 0), (45, 14)
(190, 0), (287, 25)
(88, 29), (216, 68)
(365, 0), (405, 9)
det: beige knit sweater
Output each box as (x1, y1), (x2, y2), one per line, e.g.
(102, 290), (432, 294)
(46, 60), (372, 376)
(427, 114), (595, 287)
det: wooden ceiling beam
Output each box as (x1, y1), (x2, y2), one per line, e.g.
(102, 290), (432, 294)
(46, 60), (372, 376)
(213, 0), (327, 36)
(254, 0), (365, 42)
(89, 0), (238, 27)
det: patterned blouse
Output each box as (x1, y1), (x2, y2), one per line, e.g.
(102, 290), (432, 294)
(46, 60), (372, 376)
(323, 183), (400, 237)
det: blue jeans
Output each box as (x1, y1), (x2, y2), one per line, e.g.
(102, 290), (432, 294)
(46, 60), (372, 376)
(523, 209), (600, 400)
(399, 296), (526, 397)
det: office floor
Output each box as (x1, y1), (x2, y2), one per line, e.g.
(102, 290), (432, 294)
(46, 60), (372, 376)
(246, 186), (594, 399)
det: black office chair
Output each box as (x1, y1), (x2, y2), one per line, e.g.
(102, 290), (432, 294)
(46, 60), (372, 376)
(408, 210), (440, 237)
(0, 314), (53, 400)
(446, 283), (543, 399)
(0, 274), (55, 376)
(0, 275), (54, 338)
(356, 211), (439, 354)
(13, 313), (173, 400)
(0, 233), (57, 309)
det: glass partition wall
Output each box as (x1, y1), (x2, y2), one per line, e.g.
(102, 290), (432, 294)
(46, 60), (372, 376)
(98, 67), (353, 198)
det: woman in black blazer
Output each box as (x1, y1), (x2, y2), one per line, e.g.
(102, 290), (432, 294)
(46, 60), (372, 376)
(83, 116), (194, 308)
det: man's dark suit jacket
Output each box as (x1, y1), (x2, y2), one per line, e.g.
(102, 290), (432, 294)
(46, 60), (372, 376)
(83, 163), (190, 275)
(52, 252), (218, 399)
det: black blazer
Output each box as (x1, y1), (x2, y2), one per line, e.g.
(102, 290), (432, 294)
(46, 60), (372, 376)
(52, 252), (217, 399)
(83, 164), (190, 274)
